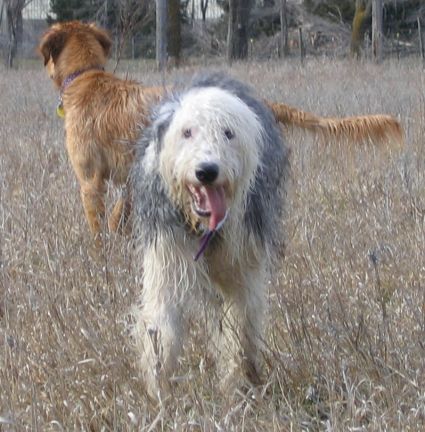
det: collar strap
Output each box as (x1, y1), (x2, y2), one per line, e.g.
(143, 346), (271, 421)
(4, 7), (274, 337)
(56, 66), (104, 119)
(60, 66), (104, 94)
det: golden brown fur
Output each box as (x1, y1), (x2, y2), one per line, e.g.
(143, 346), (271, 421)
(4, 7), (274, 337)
(267, 102), (404, 145)
(39, 21), (163, 236)
(39, 21), (403, 238)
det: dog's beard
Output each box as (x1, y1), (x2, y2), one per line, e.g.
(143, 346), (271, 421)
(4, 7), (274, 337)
(185, 183), (232, 261)
(168, 172), (247, 260)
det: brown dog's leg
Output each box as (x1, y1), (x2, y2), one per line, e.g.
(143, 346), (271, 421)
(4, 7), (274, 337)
(108, 194), (131, 233)
(80, 175), (106, 237)
(108, 198), (124, 233)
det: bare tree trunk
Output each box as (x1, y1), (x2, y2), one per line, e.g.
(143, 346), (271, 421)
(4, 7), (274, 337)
(0, 2), (4, 26)
(419, 17), (425, 66)
(156, 0), (167, 71)
(279, 0), (289, 58)
(5, 0), (26, 69)
(298, 27), (305, 64)
(15, 2), (23, 46)
(200, 0), (208, 22)
(6, 4), (17, 68)
(226, 0), (236, 64)
(191, 0), (195, 25)
(372, 0), (383, 63)
(350, 0), (369, 59)
(168, 0), (181, 67)
(227, 0), (254, 62)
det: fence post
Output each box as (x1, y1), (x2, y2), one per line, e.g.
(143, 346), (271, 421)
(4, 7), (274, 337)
(396, 32), (400, 60)
(418, 17), (424, 66)
(298, 27), (305, 64)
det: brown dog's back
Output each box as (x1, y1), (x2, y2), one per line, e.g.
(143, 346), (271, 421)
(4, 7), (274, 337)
(63, 71), (163, 184)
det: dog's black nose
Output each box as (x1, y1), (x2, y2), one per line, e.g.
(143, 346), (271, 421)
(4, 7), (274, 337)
(195, 162), (219, 184)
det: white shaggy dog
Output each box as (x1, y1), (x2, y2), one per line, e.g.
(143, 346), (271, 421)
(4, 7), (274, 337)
(131, 73), (289, 399)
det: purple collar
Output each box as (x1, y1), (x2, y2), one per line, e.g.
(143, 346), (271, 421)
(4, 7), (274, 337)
(60, 66), (104, 94)
(56, 66), (104, 119)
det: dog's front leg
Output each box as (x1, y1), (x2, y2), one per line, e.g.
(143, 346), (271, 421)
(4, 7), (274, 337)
(133, 236), (196, 400)
(136, 296), (184, 401)
(217, 261), (267, 392)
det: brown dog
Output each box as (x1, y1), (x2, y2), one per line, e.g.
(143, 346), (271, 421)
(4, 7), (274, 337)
(39, 21), (403, 238)
(39, 21), (163, 237)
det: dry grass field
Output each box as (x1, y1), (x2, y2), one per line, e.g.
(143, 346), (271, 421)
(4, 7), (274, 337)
(1, 57), (424, 431)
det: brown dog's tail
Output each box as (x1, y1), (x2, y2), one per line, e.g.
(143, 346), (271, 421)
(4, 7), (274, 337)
(267, 101), (404, 145)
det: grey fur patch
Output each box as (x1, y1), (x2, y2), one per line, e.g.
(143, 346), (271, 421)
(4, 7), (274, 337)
(131, 124), (184, 247)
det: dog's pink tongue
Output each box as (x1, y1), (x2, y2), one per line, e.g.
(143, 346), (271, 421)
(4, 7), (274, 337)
(201, 185), (227, 231)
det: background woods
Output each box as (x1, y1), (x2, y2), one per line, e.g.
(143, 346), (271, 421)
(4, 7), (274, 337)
(0, 0), (424, 67)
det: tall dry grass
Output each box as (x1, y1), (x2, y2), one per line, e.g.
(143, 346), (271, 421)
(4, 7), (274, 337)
(1, 58), (424, 431)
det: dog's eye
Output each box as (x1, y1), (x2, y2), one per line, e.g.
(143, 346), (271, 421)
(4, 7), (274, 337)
(224, 129), (234, 140)
(183, 128), (192, 138)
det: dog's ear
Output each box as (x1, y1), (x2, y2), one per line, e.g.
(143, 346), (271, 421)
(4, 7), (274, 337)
(151, 98), (180, 153)
(38, 27), (67, 66)
(89, 24), (112, 57)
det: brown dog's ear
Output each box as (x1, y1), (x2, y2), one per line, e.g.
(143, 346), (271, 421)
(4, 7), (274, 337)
(38, 28), (67, 66)
(89, 24), (112, 57)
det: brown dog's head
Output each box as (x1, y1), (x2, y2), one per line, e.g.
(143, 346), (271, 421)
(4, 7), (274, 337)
(38, 21), (112, 88)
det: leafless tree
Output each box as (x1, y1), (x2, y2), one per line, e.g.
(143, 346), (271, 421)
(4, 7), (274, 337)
(372, 0), (383, 62)
(0, 2), (4, 28)
(156, 0), (167, 71)
(200, 0), (208, 22)
(168, 0), (181, 66)
(279, 0), (289, 58)
(350, 0), (370, 59)
(227, 0), (254, 62)
(4, 0), (29, 68)
(112, 0), (154, 69)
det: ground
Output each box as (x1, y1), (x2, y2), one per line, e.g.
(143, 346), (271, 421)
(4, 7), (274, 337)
(0, 57), (424, 431)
